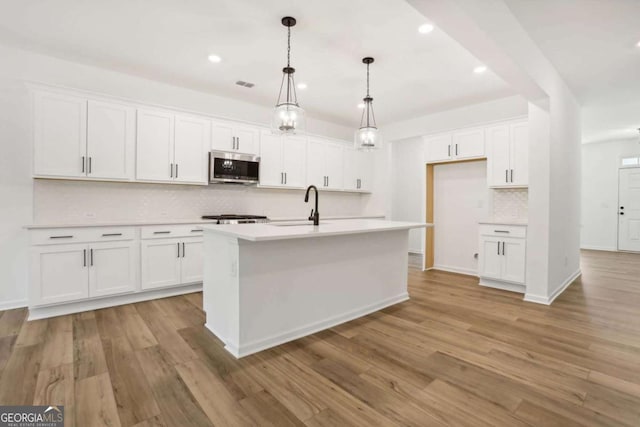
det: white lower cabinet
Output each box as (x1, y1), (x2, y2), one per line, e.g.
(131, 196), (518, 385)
(88, 241), (137, 297)
(31, 243), (90, 305)
(181, 237), (204, 284)
(478, 224), (526, 292)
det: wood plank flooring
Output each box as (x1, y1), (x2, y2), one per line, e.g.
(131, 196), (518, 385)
(1, 249), (639, 426)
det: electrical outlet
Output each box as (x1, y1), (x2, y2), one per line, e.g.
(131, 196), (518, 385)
(85, 212), (96, 218)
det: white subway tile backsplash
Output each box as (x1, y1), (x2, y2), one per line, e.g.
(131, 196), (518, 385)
(33, 180), (368, 224)
(492, 188), (528, 222)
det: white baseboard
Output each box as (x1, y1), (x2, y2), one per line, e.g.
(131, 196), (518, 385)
(580, 245), (617, 252)
(433, 264), (478, 277)
(0, 298), (28, 311)
(210, 293), (410, 359)
(479, 278), (525, 294)
(524, 269), (581, 305)
(28, 283), (203, 320)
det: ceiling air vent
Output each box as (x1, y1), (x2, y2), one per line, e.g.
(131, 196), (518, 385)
(236, 81), (255, 88)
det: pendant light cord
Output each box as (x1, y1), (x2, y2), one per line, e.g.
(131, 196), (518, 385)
(366, 62), (370, 97)
(287, 26), (291, 68)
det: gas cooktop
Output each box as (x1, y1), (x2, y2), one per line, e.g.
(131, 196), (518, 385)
(201, 214), (269, 224)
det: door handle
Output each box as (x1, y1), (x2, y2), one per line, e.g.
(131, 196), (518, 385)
(620, 212), (625, 215)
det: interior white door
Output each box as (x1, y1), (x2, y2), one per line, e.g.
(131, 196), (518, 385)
(88, 241), (137, 297)
(136, 108), (174, 182)
(174, 114), (210, 184)
(211, 122), (234, 151)
(31, 244), (89, 305)
(141, 239), (182, 289)
(181, 238), (204, 284)
(33, 91), (87, 177)
(425, 134), (452, 163)
(307, 140), (326, 188)
(452, 128), (485, 159)
(282, 136), (307, 188)
(324, 144), (344, 190)
(235, 126), (258, 154)
(478, 237), (503, 280)
(510, 122), (529, 186)
(501, 238), (526, 283)
(259, 132), (284, 186)
(87, 100), (136, 180)
(618, 168), (640, 251)
(486, 125), (511, 187)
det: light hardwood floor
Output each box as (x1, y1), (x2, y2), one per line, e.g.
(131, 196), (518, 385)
(0, 249), (639, 426)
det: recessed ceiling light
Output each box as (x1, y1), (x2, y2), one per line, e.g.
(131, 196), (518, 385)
(208, 54), (222, 63)
(297, 82), (307, 90)
(357, 103), (365, 109)
(418, 24), (434, 34)
(474, 65), (487, 74)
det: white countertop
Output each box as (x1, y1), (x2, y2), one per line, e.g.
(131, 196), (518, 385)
(24, 214), (386, 230)
(202, 219), (431, 242)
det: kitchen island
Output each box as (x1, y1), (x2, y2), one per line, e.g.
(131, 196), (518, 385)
(202, 219), (429, 358)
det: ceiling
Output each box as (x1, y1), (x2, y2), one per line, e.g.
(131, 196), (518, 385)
(504, 0), (640, 143)
(0, 0), (514, 128)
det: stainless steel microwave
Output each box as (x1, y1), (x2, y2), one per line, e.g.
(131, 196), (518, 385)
(209, 150), (260, 185)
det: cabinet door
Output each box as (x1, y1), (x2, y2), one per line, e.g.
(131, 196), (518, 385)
(33, 91), (87, 177)
(31, 244), (89, 305)
(282, 136), (307, 188)
(357, 150), (374, 192)
(181, 238), (203, 284)
(453, 128), (485, 159)
(235, 126), (259, 155)
(307, 140), (326, 188)
(141, 239), (182, 290)
(259, 132), (284, 186)
(136, 109), (174, 182)
(342, 148), (359, 191)
(88, 241), (137, 297)
(510, 122), (529, 187)
(87, 100), (136, 180)
(478, 237), (502, 280)
(211, 122), (234, 151)
(324, 143), (344, 190)
(424, 134), (452, 163)
(486, 125), (511, 187)
(501, 238), (526, 284)
(174, 114), (210, 184)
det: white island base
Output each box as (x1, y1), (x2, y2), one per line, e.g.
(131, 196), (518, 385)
(202, 220), (427, 358)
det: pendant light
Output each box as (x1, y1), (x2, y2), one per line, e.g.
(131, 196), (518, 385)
(355, 57), (380, 150)
(272, 16), (305, 135)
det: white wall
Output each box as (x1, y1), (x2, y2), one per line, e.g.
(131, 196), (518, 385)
(581, 138), (640, 251)
(434, 161), (489, 275)
(0, 44), (377, 309)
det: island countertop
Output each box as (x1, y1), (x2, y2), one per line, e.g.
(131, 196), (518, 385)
(202, 219), (431, 242)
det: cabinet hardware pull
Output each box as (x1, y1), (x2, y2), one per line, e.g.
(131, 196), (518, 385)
(284, 172), (287, 184)
(510, 169), (513, 183)
(153, 231), (171, 234)
(505, 169), (508, 183)
(88, 157), (92, 174)
(281, 172), (284, 184)
(497, 242), (500, 255)
(494, 230), (510, 233)
(448, 145), (451, 157)
(455, 144), (458, 156)
(50, 235), (73, 239)
(170, 163), (174, 178)
(83, 249), (86, 267)
(182, 242), (185, 257)
(175, 164), (179, 178)
(102, 233), (122, 237)
(191, 229), (203, 232)
(82, 156), (85, 173)
(177, 242), (180, 258)
(502, 242), (506, 255)
(237, 137), (240, 150)
(90, 248), (93, 266)
(327, 176), (329, 187)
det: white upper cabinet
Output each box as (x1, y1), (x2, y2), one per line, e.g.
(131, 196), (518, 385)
(259, 132), (307, 188)
(136, 108), (175, 182)
(343, 148), (373, 192)
(87, 100), (136, 180)
(34, 91), (87, 177)
(487, 120), (528, 187)
(425, 128), (484, 163)
(212, 121), (259, 155)
(137, 109), (210, 185)
(307, 139), (344, 190)
(174, 114), (210, 184)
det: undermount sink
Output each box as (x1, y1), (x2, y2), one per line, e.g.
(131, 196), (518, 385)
(269, 222), (332, 227)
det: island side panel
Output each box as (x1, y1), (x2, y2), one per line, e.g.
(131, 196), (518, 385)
(235, 229), (410, 357)
(203, 231), (241, 349)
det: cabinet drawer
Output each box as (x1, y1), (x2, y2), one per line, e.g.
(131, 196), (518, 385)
(140, 224), (205, 239)
(31, 227), (135, 245)
(479, 224), (526, 238)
